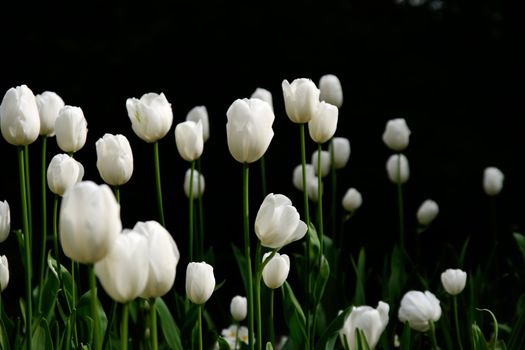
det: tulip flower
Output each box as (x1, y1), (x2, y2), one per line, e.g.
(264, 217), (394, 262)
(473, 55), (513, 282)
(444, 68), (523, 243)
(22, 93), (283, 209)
(386, 154), (409, 184)
(35, 91), (65, 136)
(184, 168), (205, 198)
(230, 295), (248, 322)
(307, 176), (321, 203)
(126, 92), (173, 143)
(226, 98), (275, 164)
(292, 163), (316, 191)
(255, 193), (307, 249)
(0, 255), (8, 292)
(47, 154), (84, 196)
(483, 167), (504, 196)
(319, 74), (343, 108)
(329, 137), (351, 169)
(262, 253), (290, 289)
(219, 325), (250, 349)
(312, 150), (331, 177)
(309, 101), (338, 144)
(251, 87), (274, 111)
(96, 133), (134, 186)
(55, 106), (88, 153)
(398, 290), (442, 332)
(417, 199), (439, 226)
(186, 106), (210, 142)
(342, 188), (363, 213)
(441, 269), (467, 296)
(0, 200), (10, 243)
(95, 229), (149, 303)
(186, 262), (215, 304)
(282, 78), (320, 124)
(59, 181), (121, 264)
(382, 118), (411, 152)
(175, 120), (204, 162)
(339, 301), (389, 350)
(0, 84), (40, 146)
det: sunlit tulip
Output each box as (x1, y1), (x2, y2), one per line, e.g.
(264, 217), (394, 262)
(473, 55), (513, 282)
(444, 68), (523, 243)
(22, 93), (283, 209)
(339, 301), (389, 350)
(282, 78), (320, 123)
(441, 269), (467, 296)
(230, 295), (247, 322)
(0, 255), (8, 292)
(329, 137), (351, 169)
(398, 290), (442, 332)
(0, 201), (10, 243)
(255, 193), (307, 249)
(95, 229), (149, 303)
(184, 168), (205, 198)
(186, 106), (210, 142)
(309, 101), (338, 144)
(126, 92), (173, 143)
(342, 188), (362, 212)
(483, 167), (504, 196)
(47, 154), (84, 196)
(0, 84), (40, 146)
(186, 262), (215, 304)
(251, 87), (274, 111)
(262, 252), (290, 289)
(96, 133), (133, 186)
(59, 181), (121, 264)
(382, 118), (411, 152)
(175, 120), (204, 161)
(312, 149), (331, 177)
(292, 163), (316, 192)
(36, 91), (64, 136)
(417, 199), (439, 226)
(226, 98), (274, 164)
(386, 154), (409, 184)
(319, 74), (343, 108)
(134, 221), (180, 298)
(55, 106), (88, 153)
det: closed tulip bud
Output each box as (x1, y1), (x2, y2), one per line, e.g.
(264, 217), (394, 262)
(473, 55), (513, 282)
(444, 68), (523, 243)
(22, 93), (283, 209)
(441, 268), (467, 296)
(0, 255), (8, 292)
(0, 201), (10, 243)
(186, 106), (210, 142)
(342, 188), (363, 212)
(398, 290), (442, 332)
(134, 221), (180, 298)
(175, 120), (204, 161)
(262, 252), (290, 289)
(184, 168), (205, 198)
(36, 91), (65, 136)
(251, 87), (274, 111)
(329, 137), (351, 169)
(483, 167), (504, 196)
(382, 118), (411, 152)
(307, 177), (321, 203)
(319, 74), (343, 108)
(55, 106), (88, 153)
(339, 301), (389, 350)
(186, 262), (215, 304)
(47, 154), (84, 196)
(126, 92), (173, 143)
(417, 199), (439, 226)
(95, 229), (149, 303)
(282, 78), (320, 123)
(230, 295), (247, 321)
(255, 193), (307, 249)
(309, 101), (338, 144)
(59, 181), (121, 264)
(96, 134), (133, 186)
(386, 154), (409, 184)
(0, 84), (40, 146)
(292, 163), (315, 191)
(226, 98), (274, 163)
(312, 150), (331, 177)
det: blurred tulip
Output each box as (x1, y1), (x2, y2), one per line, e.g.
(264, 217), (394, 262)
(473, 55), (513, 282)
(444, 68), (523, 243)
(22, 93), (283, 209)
(0, 200), (10, 243)
(342, 188), (363, 212)
(282, 78), (320, 123)
(186, 262), (215, 304)
(398, 290), (442, 332)
(307, 176), (321, 203)
(219, 324), (249, 349)
(251, 87), (274, 111)
(483, 167), (504, 196)
(319, 74), (343, 108)
(329, 137), (351, 169)
(386, 154), (409, 184)
(262, 252), (290, 289)
(175, 120), (203, 161)
(35, 91), (64, 136)
(441, 268), (467, 296)
(0, 84), (40, 146)
(96, 133), (133, 186)
(126, 92), (173, 143)
(339, 301), (389, 350)
(382, 118), (411, 152)
(417, 199), (439, 226)
(47, 154), (84, 196)
(309, 101), (338, 144)
(312, 149), (331, 177)
(292, 163), (316, 192)
(55, 106), (88, 153)
(230, 295), (247, 321)
(186, 106), (210, 142)
(184, 168), (205, 198)
(0, 255), (8, 292)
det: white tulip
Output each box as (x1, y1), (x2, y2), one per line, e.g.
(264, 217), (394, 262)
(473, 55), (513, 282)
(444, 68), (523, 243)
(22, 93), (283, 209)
(184, 168), (205, 198)
(0, 255), (8, 292)
(339, 301), (389, 350)
(382, 118), (411, 152)
(0, 200), (10, 243)
(0, 84), (40, 146)
(175, 120), (203, 162)
(307, 176), (321, 203)
(262, 252), (290, 289)
(282, 78), (320, 124)
(186, 262), (215, 304)
(292, 163), (316, 192)
(386, 154), (409, 184)
(220, 325), (249, 349)
(441, 269), (467, 296)
(251, 87), (274, 111)
(483, 167), (504, 196)
(329, 137), (351, 169)
(186, 106), (210, 142)
(398, 290), (442, 332)
(55, 106), (88, 153)
(230, 295), (247, 322)
(126, 92), (173, 143)
(35, 91), (64, 136)
(319, 74), (343, 108)
(417, 200), (439, 226)
(312, 150), (331, 177)
(342, 188), (363, 212)
(47, 154), (84, 196)
(96, 134), (134, 186)
(309, 101), (338, 144)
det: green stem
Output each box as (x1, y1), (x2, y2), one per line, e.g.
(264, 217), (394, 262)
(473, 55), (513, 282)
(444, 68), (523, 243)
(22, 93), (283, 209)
(256, 243), (262, 350)
(234, 321), (240, 350)
(151, 298), (158, 350)
(317, 143), (324, 258)
(197, 159), (205, 260)
(189, 161), (195, 262)
(102, 301), (117, 350)
(114, 186), (120, 204)
(89, 264), (101, 350)
(260, 155), (267, 198)
(121, 303), (129, 350)
(38, 136), (48, 313)
(52, 195), (63, 290)
(269, 289), (275, 347)
(243, 163), (255, 350)
(330, 140), (337, 238)
(429, 320), (439, 350)
(153, 141), (165, 227)
(396, 154), (405, 250)
(198, 304), (203, 350)
(24, 144), (33, 245)
(453, 296), (463, 350)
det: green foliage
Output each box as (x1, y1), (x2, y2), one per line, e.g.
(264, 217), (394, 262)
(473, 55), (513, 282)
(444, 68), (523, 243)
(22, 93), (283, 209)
(156, 297), (183, 350)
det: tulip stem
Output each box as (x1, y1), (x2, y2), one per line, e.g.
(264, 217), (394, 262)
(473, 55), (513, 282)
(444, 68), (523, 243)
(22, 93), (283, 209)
(114, 186), (120, 204)
(269, 289), (275, 347)
(453, 296), (463, 350)
(24, 144), (33, 245)
(330, 140), (337, 238)
(121, 302), (129, 350)
(317, 143), (324, 258)
(260, 155), (267, 198)
(150, 298), (159, 350)
(242, 163), (255, 350)
(52, 195), (63, 290)
(429, 320), (439, 350)
(89, 264), (101, 350)
(38, 136), (48, 314)
(153, 141), (166, 227)
(102, 300), (117, 350)
(197, 158), (205, 260)
(234, 321), (240, 350)
(255, 243), (262, 350)
(396, 154), (405, 250)
(189, 160), (195, 262)
(198, 304), (203, 350)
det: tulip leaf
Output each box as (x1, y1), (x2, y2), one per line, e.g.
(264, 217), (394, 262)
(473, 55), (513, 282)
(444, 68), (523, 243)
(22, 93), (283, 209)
(216, 336), (231, 350)
(156, 297), (183, 350)
(31, 317), (54, 350)
(399, 321), (411, 350)
(232, 244), (248, 292)
(513, 233), (525, 266)
(476, 308), (499, 346)
(282, 281), (307, 347)
(38, 265), (60, 321)
(0, 319), (10, 350)
(472, 323), (489, 350)
(76, 289), (107, 342)
(507, 295), (525, 350)
(386, 245), (407, 306)
(308, 223), (321, 264)
(265, 341), (274, 350)
(313, 255), (330, 306)
(316, 304), (351, 350)
(355, 328), (371, 350)
(351, 248), (366, 305)
(47, 251), (74, 314)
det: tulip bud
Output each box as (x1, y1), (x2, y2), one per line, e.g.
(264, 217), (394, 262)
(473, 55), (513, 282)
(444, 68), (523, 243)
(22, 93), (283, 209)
(386, 154), (409, 184)
(226, 98), (274, 164)
(339, 301), (389, 350)
(251, 87), (274, 111)
(382, 118), (411, 152)
(36, 91), (65, 136)
(0, 255), (8, 292)
(47, 154), (84, 196)
(0, 200), (10, 243)
(255, 193), (307, 249)
(95, 229), (149, 303)
(262, 252), (290, 289)
(175, 120), (204, 161)
(398, 290), (441, 332)
(312, 150), (331, 177)
(329, 137), (351, 169)
(440, 268), (467, 296)
(282, 78), (320, 123)
(483, 167), (504, 196)
(230, 295), (247, 321)
(309, 101), (338, 144)
(59, 181), (121, 264)
(186, 106), (210, 142)
(292, 164), (315, 192)
(417, 199), (439, 226)
(186, 262), (215, 304)
(96, 134), (134, 186)
(184, 168), (205, 198)
(342, 188), (363, 212)
(0, 84), (40, 146)
(319, 74), (343, 108)
(126, 92), (173, 143)
(55, 106), (88, 153)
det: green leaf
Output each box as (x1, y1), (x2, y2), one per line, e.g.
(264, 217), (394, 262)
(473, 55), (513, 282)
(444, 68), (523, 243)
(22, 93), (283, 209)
(459, 236), (470, 267)
(232, 244), (248, 292)
(472, 324), (489, 350)
(355, 328), (371, 350)
(31, 317), (54, 350)
(513, 233), (525, 266)
(399, 321), (411, 350)
(0, 319), (11, 350)
(265, 341), (274, 350)
(477, 308), (499, 347)
(308, 223), (321, 264)
(76, 289), (107, 342)
(351, 248), (366, 305)
(507, 295), (525, 349)
(47, 251), (74, 314)
(39, 266), (60, 321)
(282, 281), (307, 347)
(386, 245), (407, 305)
(216, 336), (232, 350)
(156, 297), (183, 350)
(313, 255), (330, 306)
(316, 305), (351, 350)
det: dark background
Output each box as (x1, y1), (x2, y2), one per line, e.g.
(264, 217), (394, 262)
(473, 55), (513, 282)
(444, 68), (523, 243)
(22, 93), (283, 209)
(1, 0), (523, 330)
